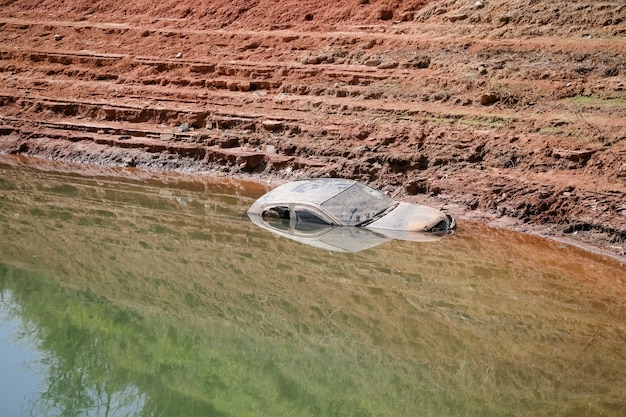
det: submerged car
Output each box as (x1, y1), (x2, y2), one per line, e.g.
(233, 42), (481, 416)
(247, 178), (455, 252)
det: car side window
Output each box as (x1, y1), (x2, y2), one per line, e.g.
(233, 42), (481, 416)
(262, 206), (290, 230)
(294, 209), (329, 225)
(294, 207), (331, 232)
(262, 205), (331, 231)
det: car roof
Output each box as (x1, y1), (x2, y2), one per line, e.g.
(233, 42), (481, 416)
(253, 178), (358, 207)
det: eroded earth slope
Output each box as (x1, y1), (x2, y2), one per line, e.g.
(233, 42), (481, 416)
(1, 0), (625, 256)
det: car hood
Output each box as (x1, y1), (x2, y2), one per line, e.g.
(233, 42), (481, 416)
(365, 202), (452, 233)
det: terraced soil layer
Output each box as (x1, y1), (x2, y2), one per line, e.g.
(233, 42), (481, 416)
(1, 0), (625, 257)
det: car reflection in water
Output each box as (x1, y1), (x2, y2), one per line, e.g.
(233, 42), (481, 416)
(247, 178), (455, 252)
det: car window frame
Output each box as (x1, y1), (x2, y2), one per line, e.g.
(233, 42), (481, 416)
(260, 203), (335, 229)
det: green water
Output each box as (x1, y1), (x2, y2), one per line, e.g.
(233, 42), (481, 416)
(1, 156), (625, 417)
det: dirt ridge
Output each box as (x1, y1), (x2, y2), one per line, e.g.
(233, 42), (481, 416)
(0, 0), (625, 258)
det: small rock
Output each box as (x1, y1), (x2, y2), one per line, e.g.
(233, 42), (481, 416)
(448, 14), (468, 23)
(219, 135), (239, 148)
(402, 56), (431, 69)
(178, 123), (190, 132)
(479, 93), (499, 106)
(175, 52), (183, 59)
(54, 34), (63, 41)
(379, 9), (393, 21)
(474, 0), (484, 8)
(405, 179), (428, 195)
(262, 120), (284, 131)
(478, 65), (487, 75)
(122, 156), (136, 167)
(237, 81), (251, 92)
(362, 39), (376, 50)
(400, 11), (415, 21)
(493, 60), (505, 69)
(378, 61), (399, 69)
(301, 55), (320, 65)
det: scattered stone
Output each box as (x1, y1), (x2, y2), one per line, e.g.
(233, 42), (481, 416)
(448, 14), (468, 23)
(301, 55), (320, 65)
(401, 56), (431, 69)
(122, 156), (136, 167)
(54, 34), (63, 41)
(493, 60), (505, 70)
(237, 81), (251, 92)
(479, 93), (499, 105)
(365, 58), (381, 67)
(474, 0), (484, 8)
(218, 135), (239, 148)
(177, 123), (190, 133)
(379, 10), (393, 21)
(317, 54), (329, 63)
(378, 61), (399, 69)
(400, 12), (415, 22)
(241, 41), (260, 50)
(405, 179), (428, 195)
(237, 154), (266, 172)
(362, 39), (376, 50)
(175, 52), (183, 59)
(478, 65), (488, 75)
(262, 120), (284, 131)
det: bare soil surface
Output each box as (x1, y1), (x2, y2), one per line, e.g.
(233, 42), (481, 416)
(1, 0), (625, 259)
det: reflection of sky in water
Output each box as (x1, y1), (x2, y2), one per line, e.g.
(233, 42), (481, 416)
(0, 291), (45, 417)
(0, 291), (146, 417)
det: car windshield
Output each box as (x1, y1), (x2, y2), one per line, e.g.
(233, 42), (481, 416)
(320, 183), (396, 226)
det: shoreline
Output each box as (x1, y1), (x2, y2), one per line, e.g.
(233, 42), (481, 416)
(3, 153), (624, 264)
(1, 0), (625, 263)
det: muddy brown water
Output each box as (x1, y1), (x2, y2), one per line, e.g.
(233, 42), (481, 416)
(0, 155), (625, 416)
